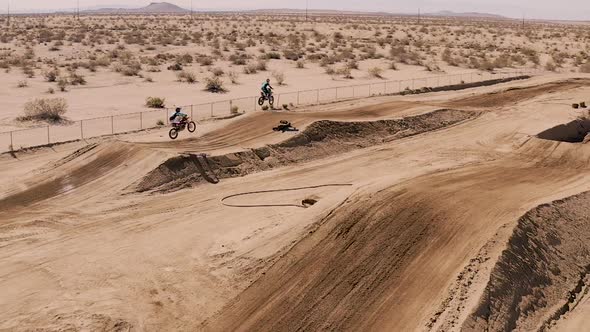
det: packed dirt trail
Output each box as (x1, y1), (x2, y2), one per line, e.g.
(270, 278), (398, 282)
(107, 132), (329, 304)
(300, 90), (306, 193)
(1, 75), (590, 331)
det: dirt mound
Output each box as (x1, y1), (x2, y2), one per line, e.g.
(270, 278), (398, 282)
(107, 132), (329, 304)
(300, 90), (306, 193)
(463, 191), (590, 331)
(136, 109), (476, 192)
(0, 141), (164, 212)
(449, 79), (590, 108)
(537, 118), (590, 143)
(203, 185), (449, 331)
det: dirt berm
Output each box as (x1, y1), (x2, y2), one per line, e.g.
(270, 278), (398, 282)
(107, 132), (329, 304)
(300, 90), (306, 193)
(463, 191), (590, 331)
(136, 109), (476, 192)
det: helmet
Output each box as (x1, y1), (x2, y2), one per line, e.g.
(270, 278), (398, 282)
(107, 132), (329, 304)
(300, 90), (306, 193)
(175, 107), (181, 112)
(266, 78), (270, 83)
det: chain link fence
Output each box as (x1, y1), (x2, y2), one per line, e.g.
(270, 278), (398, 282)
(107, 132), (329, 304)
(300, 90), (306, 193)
(0, 69), (535, 153)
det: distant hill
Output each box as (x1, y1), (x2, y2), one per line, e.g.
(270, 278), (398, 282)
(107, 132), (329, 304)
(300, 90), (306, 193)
(83, 2), (189, 14)
(427, 10), (507, 19)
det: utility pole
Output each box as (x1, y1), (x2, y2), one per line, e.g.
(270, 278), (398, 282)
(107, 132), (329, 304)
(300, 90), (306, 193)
(418, 8), (421, 25)
(305, 0), (308, 22)
(190, 0), (193, 20)
(6, 1), (10, 28)
(76, 0), (80, 20)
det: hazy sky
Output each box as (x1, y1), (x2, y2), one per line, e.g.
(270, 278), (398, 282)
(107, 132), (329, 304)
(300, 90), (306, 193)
(3, 0), (590, 20)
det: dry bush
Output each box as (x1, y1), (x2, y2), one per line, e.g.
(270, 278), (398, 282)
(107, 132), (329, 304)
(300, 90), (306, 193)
(296, 60), (305, 69)
(228, 71), (239, 84)
(57, 78), (68, 92)
(211, 67), (225, 77)
(176, 70), (197, 83)
(256, 60), (268, 71)
(545, 61), (557, 72)
(146, 97), (166, 108)
(17, 80), (28, 88)
(204, 76), (226, 93)
(243, 63), (258, 74)
(272, 71), (286, 85)
(43, 68), (59, 82)
(336, 66), (353, 79)
(69, 72), (86, 85)
(368, 67), (384, 78)
(18, 98), (68, 123)
(580, 62), (590, 73)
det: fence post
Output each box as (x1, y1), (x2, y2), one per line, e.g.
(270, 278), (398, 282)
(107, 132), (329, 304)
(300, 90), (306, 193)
(210, 103), (213, 117)
(369, 84), (372, 96)
(229, 100), (233, 114)
(47, 125), (50, 144)
(111, 116), (114, 134)
(140, 112), (143, 130)
(10, 131), (13, 150)
(80, 120), (84, 139)
(297, 91), (300, 105)
(316, 89), (319, 104)
(353, 86), (355, 98)
(191, 104), (194, 118)
(336, 87), (338, 100)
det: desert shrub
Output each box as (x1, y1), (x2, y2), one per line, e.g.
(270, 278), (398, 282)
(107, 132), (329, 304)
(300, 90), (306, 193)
(265, 52), (281, 60)
(243, 63), (258, 74)
(229, 53), (248, 65)
(424, 62), (441, 72)
(197, 56), (213, 66)
(256, 60), (268, 71)
(204, 76), (226, 93)
(368, 67), (384, 78)
(22, 66), (35, 78)
(43, 68), (59, 82)
(262, 105), (269, 111)
(389, 62), (398, 70)
(47, 88), (55, 94)
(144, 76), (154, 83)
(580, 62), (590, 73)
(176, 70), (197, 83)
(69, 72), (86, 85)
(346, 60), (359, 70)
(146, 97), (166, 108)
(336, 66), (353, 79)
(167, 63), (183, 71)
(57, 78), (68, 92)
(231, 106), (239, 114)
(17, 80), (28, 88)
(228, 71), (239, 84)
(156, 119), (165, 126)
(296, 60), (305, 69)
(325, 66), (336, 75)
(545, 61), (557, 72)
(272, 71), (286, 85)
(18, 98), (68, 123)
(282, 104), (289, 110)
(211, 67), (224, 77)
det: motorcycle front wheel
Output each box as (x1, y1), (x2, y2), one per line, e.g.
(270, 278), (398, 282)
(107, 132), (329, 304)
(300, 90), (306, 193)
(187, 121), (196, 133)
(268, 95), (275, 107)
(258, 97), (265, 106)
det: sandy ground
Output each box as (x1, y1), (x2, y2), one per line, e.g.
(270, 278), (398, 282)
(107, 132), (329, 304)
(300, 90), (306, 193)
(1, 74), (590, 331)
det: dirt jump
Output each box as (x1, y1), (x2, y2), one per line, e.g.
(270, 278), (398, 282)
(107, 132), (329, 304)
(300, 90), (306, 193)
(1, 76), (590, 331)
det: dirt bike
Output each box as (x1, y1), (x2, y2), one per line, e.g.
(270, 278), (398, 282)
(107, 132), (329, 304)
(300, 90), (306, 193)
(258, 91), (274, 108)
(169, 117), (196, 140)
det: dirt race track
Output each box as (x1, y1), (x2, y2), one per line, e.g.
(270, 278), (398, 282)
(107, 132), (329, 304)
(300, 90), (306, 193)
(1, 75), (590, 331)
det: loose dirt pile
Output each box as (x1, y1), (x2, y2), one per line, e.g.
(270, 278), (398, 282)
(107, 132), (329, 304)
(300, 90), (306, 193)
(136, 109), (476, 192)
(463, 191), (590, 331)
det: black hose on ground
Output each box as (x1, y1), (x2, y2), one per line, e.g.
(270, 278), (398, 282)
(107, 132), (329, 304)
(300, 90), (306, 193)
(221, 184), (353, 208)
